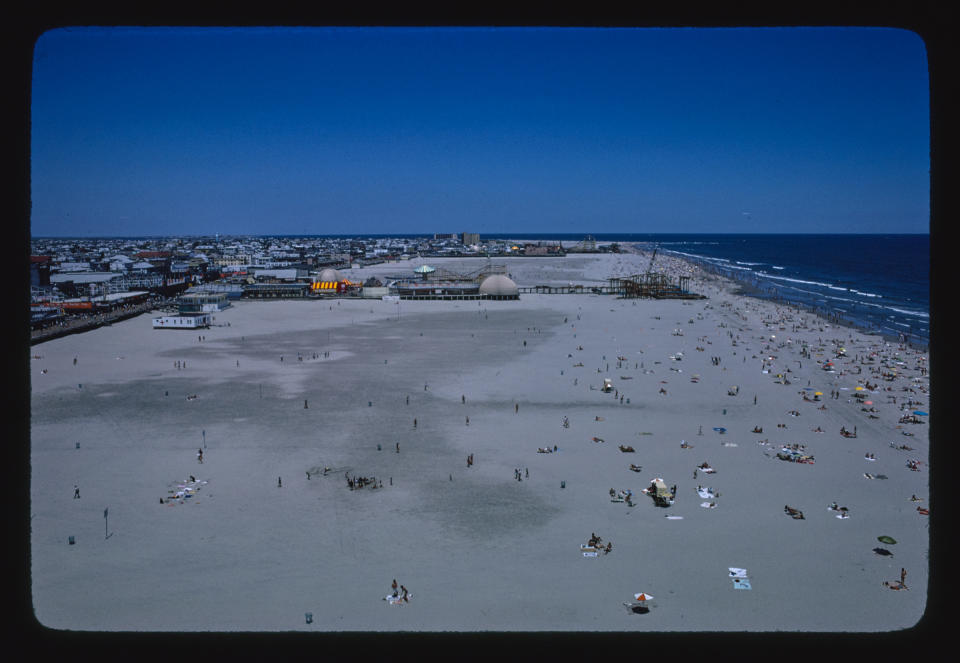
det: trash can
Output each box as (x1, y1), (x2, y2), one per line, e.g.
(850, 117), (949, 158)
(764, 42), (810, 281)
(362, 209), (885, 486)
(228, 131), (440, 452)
(305, 612), (313, 624)
(75, 442), (80, 449)
(561, 481), (566, 489)
(68, 536), (75, 545)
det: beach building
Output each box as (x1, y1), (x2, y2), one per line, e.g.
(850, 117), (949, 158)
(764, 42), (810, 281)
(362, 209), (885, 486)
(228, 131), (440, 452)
(152, 312), (212, 329)
(478, 274), (520, 300)
(361, 277), (389, 299)
(388, 272), (519, 300)
(178, 292), (231, 313)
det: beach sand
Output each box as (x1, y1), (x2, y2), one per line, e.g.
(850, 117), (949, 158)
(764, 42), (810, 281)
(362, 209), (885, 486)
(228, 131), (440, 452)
(29, 252), (930, 631)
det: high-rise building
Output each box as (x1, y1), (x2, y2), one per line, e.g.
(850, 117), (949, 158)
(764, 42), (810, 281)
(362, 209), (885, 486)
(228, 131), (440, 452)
(462, 232), (480, 245)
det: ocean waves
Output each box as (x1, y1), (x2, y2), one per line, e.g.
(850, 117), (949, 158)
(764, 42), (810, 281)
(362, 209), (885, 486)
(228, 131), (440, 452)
(651, 234), (929, 344)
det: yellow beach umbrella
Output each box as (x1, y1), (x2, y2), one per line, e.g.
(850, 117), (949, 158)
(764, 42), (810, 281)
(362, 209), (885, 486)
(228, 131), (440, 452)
(814, 392), (823, 396)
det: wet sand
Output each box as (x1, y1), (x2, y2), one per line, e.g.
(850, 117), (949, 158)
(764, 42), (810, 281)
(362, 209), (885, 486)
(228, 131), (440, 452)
(29, 251), (930, 631)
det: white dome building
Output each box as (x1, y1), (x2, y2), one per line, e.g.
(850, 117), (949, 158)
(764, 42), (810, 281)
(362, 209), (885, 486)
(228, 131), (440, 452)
(317, 268), (343, 283)
(478, 274), (519, 300)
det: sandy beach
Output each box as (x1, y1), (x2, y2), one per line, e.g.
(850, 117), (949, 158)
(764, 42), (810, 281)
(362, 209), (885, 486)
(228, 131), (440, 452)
(29, 251), (930, 632)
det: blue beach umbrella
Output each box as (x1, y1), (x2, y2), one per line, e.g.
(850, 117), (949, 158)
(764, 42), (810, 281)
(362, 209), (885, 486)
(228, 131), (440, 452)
(712, 427), (727, 433)
(913, 411), (928, 416)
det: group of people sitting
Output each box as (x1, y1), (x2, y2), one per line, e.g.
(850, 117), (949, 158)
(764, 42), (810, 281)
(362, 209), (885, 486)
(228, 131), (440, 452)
(784, 505), (805, 520)
(829, 502), (850, 517)
(587, 533), (613, 554)
(898, 414), (924, 424)
(346, 473), (380, 490)
(840, 426), (857, 438)
(618, 445), (635, 453)
(883, 568), (909, 591)
(537, 446), (558, 454)
(387, 579), (410, 602)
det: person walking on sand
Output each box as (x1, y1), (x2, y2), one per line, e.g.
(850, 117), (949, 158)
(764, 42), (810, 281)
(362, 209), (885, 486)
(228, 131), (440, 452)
(197, 449), (203, 464)
(73, 485), (80, 499)
(392, 579), (398, 596)
(278, 477), (282, 488)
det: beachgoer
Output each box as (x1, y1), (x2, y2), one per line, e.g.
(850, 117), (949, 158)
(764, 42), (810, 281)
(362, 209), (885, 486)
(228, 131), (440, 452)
(278, 477), (282, 488)
(74, 485), (80, 499)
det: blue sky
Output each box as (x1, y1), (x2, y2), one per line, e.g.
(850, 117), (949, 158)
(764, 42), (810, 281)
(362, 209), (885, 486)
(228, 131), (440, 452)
(30, 26), (930, 237)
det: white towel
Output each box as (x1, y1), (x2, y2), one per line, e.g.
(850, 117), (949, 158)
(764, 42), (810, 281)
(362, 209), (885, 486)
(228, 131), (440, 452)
(728, 568), (748, 578)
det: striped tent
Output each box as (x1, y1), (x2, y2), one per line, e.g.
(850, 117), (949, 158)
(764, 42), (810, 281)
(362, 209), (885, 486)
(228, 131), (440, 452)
(311, 280), (356, 292)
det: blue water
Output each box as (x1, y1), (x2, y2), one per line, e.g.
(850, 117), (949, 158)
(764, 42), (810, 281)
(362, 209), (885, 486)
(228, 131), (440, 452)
(490, 233), (930, 346)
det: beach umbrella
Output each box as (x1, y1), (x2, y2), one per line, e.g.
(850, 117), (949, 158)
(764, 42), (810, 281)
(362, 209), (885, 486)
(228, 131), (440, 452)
(713, 427), (726, 433)
(814, 392), (823, 396)
(855, 386), (864, 391)
(865, 401), (873, 405)
(634, 592), (654, 602)
(913, 411), (928, 416)
(877, 535), (897, 545)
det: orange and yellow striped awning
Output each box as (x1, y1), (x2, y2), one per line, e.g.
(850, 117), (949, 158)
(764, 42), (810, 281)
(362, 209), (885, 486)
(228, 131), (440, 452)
(311, 280), (356, 291)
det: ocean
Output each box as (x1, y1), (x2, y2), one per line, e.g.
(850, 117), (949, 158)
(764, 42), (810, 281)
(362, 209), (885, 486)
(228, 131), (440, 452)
(489, 233), (930, 347)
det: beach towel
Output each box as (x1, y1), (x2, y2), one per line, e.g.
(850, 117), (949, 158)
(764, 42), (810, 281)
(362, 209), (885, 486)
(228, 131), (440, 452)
(697, 488), (714, 499)
(732, 579), (752, 590)
(700, 501), (717, 509)
(665, 515), (683, 520)
(728, 568), (748, 578)
(384, 593), (412, 605)
(583, 551), (599, 557)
